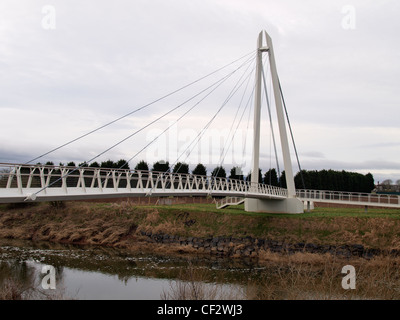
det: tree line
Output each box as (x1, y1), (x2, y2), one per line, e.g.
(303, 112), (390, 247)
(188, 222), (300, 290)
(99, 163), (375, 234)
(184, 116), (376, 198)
(38, 160), (376, 193)
(294, 169), (375, 193)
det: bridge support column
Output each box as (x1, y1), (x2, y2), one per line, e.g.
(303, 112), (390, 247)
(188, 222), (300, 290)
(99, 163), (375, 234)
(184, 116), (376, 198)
(245, 30), (303, 214)
(305, 200), (314, 212)
(245, 198), (304, 214)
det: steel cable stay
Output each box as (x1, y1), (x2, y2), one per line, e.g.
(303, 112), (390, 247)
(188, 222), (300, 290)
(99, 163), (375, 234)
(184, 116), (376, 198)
(267, 59), (274, 185)
(27, 53), (256, 198)
(252, 63), (269, 184)
(214, 64), (256, 179)
(95, 57), (256, 189)
(147, 55), (258, 194)
(261, 57), (281, 185)
(164, 54), (257, 178)
(208, 59), (256, 179)
(161, 63), (256, 192)
(114, 56), (254, 172)
(278, 78), (306, 190)
(120, 52), (255, 169)
(261, 55), (271, 182)
(3, 29), (400, 212)
(2, 29), (398, 212)
(215, 83), (254, 178)
(25, 50), (255, 165)
(240, 83), (255, 177)
(268, 66), (276, 184)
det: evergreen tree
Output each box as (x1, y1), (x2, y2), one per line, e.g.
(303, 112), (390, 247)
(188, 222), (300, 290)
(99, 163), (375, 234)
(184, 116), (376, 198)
(211, 166), (226, 178)
(173, 162), (189, 174)
(246, 169), (263, 183)
(152, 160), (170, 173)
(101, 160), (115, 169)
(279, 171), (287, 188)
(293, 169), (375, 193)
(229, 166), (244, 180)
(192, 163), (207, 176)
(135, 160), (149, 171)
(295, 170), (308, 189)
(89, 161), (100, 168)
(115, 159), (130, 170)
(365, 173), (375, 192)
(264, 168), (279, 186)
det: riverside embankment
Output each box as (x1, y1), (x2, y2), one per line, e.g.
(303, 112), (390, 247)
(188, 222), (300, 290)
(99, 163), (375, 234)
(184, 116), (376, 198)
(1, 199), (400, 260)
(3, 199), (400, 300)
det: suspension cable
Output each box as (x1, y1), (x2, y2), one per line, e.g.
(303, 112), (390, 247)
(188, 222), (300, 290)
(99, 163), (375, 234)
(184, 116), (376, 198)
(217, 82), (254, 176)
(118, 55), (254, 170)
(278, 78), (306, 190)
(212, 59), (256, 178)
(261, 59), (281, 183)
(215, 64), (256, 177)
(240, 84), (255, 177)
(148, 54), (256, 192)
(169, 54), (257, 177)
(30, 53), (256, 197)
(26, 50), (255, 165)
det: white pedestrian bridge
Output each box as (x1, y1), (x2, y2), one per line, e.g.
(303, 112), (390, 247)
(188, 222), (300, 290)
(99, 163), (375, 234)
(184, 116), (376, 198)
(0, 163), (287, 203)
(2, 31), (397, 213)
(1, 163), (399, 210)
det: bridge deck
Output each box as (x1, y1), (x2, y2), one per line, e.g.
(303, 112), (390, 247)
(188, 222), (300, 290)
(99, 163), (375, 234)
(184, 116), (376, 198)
(0, 163), (287, 203)
(1, 164), (399, 209)
(297, 189), (400, 209)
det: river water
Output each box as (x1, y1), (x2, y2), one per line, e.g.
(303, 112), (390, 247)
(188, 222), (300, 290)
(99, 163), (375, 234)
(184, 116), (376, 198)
(0, 239), (264, 300)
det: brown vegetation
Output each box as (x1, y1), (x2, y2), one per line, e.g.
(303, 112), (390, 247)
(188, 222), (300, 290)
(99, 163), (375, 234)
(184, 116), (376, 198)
(161, 251), (400, 300)
(1, 201), (400, 253)
(0, 277), (70, 300)
(2, 200), (400, 300)
(161, 262), (243, 300)
(253, 250), (400, 299)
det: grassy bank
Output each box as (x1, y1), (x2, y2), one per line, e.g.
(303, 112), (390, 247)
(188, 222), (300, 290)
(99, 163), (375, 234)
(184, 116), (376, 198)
(163, 253), (400, 300)
(1, 200), (400, 252)
(2, 200), (400, 300)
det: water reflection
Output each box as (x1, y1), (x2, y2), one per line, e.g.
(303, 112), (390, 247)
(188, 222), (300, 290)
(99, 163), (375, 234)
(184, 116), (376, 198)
(0, 239), (252, 300)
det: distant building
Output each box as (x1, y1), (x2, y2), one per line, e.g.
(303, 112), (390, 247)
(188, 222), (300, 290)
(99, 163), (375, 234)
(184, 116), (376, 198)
(374, 182), (400, 195)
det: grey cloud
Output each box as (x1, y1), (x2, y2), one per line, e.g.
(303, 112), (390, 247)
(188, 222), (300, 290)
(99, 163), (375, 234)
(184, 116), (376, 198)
(1, 0), (399, 183)
(301, 151), (326, 159)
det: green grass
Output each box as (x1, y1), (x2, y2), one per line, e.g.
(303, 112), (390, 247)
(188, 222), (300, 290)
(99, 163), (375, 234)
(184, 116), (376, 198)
(143, 202), (400, 218)
(2, 200), (400, 249)
(135, 203), (400, 244)
(2, 201), (400, 218)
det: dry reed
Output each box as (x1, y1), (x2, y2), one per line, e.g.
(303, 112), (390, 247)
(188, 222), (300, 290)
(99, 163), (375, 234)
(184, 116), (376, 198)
(0, 277), (71, 300)
(161, 262), (244, 300)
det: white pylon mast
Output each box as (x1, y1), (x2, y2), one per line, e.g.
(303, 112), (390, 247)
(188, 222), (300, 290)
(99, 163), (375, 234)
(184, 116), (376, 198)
(250, 32), (264, 189)
(251, 30), (297, 198)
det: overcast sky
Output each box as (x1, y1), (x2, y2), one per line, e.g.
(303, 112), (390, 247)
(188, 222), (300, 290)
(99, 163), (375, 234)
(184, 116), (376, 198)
(0, 0), (399, 184)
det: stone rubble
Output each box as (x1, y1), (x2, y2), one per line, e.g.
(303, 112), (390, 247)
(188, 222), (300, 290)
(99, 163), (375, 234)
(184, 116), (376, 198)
(138, 230), (389, 259)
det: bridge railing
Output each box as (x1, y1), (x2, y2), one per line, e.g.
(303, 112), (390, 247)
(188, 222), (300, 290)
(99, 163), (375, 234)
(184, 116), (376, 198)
(0, 163), (288, 199)
(296, 189), (400, 207)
